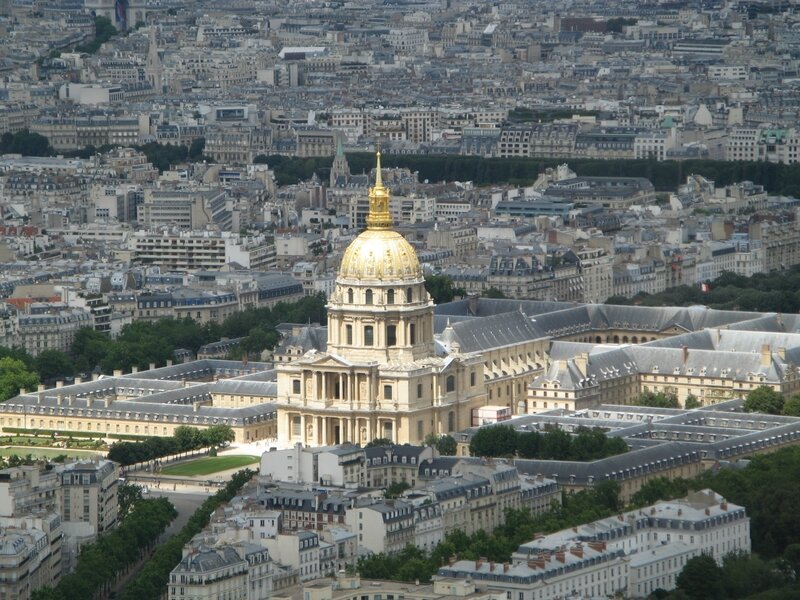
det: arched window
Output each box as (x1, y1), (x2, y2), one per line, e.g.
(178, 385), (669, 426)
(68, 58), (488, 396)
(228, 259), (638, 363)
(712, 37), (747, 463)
(364, 325), (374, 346)
(347, 288), (354, 303)
(387, 289), (395, 304)
(387, 325), (397, 346)
(406, 287), (413, 303)
(365, 289), (373, 305)
(446, 375), (455, 393)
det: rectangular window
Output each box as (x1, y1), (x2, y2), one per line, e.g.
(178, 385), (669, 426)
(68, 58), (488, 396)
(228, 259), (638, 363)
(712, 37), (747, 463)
(364, 325), (374, 346)
(346, 324), (353, 345)
(417, 383), (423, 398)
(387, 325), (397, 346)
(293, 380), (301, 394)
(409, 323), (416, 344)
(470, 372), (476, 386)
(384, 385), (393, 400)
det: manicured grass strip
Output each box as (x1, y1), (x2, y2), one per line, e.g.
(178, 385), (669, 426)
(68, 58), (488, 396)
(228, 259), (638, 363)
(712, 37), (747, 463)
(160, 455), (260, 476)
(0, 446), (102, 458)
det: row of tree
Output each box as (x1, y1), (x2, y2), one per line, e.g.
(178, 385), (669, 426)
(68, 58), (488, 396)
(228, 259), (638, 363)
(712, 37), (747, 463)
(118, 469), (255, 600)
(468, 425), (629, 461)
(32, 496), (176, 600)
(0, 294), (327, 401)
(609, 265), (800, 313)
(107, 425), (235, 466)
(256, 151), (800, 196)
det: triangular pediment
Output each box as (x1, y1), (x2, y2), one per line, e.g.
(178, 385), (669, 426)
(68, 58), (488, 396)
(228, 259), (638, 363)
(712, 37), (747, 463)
(304, 353), (357, 368)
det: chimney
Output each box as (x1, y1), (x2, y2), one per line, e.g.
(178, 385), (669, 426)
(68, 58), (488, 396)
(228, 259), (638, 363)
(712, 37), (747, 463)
(37, 384), (45, 393)
(761, 344), (771, 367)
(19, 388), (26, 396)
(448, 556), (456, 566)
(682, 345), (689, 365)
(650, 507), (656, 515)
(588, 541), (606, 552)
(149, 362), (156, 371)
(705, 508), (710, 516)
(166, 359), (173, 367)
(92, 373), (99, 381)
(503, 563), (509, 573)
(132, 366), (139, 374)
(113, 369), (122, 377)
(570, 546), (583, 559)
(74, 377), (81, 385)
(104, 397), (111, 408)
(554, 551), (565, 564)
(490, 562), (495, 572)
(678, 508), (682, 516)
(56, 380), (64, 389)
(574, 352), (588, 377)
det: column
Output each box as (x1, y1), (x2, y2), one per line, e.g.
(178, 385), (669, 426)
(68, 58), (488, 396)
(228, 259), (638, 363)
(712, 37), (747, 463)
(338, 373), (344, 400)
(321, 417), (328, 445)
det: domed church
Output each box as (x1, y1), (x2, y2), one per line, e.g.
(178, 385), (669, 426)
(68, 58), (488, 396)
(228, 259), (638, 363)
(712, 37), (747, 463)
(275, 153), (487, 446)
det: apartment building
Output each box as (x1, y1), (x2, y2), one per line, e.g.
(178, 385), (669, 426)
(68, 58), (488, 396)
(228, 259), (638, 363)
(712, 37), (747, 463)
(129, 231), (276, 271)
(437, 490), (749, 600)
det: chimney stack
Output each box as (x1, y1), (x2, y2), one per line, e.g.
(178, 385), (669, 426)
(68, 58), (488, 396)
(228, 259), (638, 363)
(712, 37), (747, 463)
(19, 388), (26, 396)
(37, 384), (45, 393)
(761, 344), (771, 367)
(74, 377), (81, 384)
(149, 362), (156, 371)
(132, 366), (139, 374)
(113, 369), (122, 377)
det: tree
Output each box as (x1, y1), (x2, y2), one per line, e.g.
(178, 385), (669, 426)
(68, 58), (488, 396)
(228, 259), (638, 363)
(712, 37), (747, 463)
(33, 350), (74, 382)
(425, 434), (457, 456)
(783, 395), (800, 416)
(202, 425), (235, 447)
(424, 274), (462, 304)
(744, 386), (784, 415)
(636, 390), (680, 408)
(684, 394), (701, 409)
(0, 358), (39, 401)
(118, 483), (144, 521)
(365, 437), (393, 448)
(482, 287), (507, 299)
(174, 426), (203, 452)
(676, 555), (725, 600)
(385, 481), (410, 499)
(0, 129), (52, 156)
(469, 425), (518, 457)
(188, 137), (206, 160)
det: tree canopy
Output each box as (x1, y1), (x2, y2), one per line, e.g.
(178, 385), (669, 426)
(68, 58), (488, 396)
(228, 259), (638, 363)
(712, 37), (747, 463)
(469, 425), (628, 460)
(743, 386), (785, 415)
(424, 274), (464, 304)
(0, 357), (39, 401)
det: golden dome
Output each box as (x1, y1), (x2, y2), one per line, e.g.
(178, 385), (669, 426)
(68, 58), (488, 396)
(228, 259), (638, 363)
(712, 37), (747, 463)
(337, 152), (422, 283)
(339, 228), (422, 282)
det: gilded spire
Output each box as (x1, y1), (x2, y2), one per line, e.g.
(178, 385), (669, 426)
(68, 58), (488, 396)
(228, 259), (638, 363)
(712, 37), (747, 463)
(366, 151), (392, 230)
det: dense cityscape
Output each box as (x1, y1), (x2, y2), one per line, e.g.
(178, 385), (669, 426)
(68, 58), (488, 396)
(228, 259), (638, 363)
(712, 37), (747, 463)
(1, 0), (800, 599)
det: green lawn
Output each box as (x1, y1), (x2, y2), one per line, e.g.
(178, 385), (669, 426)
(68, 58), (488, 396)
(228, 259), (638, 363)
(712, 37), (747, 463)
(160, 455), (260, 477)
(0, 446), (103, 459)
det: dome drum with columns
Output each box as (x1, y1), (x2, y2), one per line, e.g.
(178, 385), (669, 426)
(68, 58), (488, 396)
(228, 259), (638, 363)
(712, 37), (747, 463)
(274, 153), (487, 447)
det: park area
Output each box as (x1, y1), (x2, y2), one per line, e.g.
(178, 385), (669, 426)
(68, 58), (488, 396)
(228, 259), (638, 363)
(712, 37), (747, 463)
(160, 454), (260, 477)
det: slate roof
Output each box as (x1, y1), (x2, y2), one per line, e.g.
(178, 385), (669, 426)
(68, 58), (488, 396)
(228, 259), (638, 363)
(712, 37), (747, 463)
(438, 310), (547, 353)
